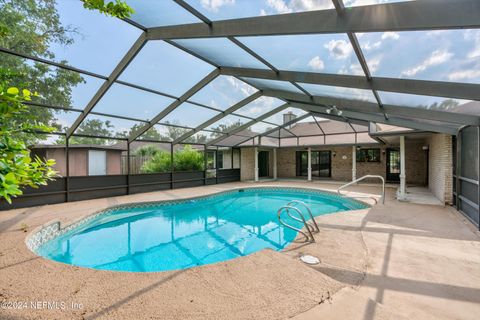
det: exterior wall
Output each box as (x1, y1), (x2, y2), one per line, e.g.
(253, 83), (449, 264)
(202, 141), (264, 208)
(240, 148), (274, 180)
(68, 149), (87, 177)
(44, 148), (123, 177)
(277, 148), (296, 177)
(47, 149), (67, 177)
(427, 134), (453, 204)
(240, 148), (255, 181)
(405, 140), (428, 186)
(274, 141), (427, 185)
(107, 150), (122, 175)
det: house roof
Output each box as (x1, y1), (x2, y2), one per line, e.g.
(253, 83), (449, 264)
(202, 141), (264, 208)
(31, 144), (127, 151)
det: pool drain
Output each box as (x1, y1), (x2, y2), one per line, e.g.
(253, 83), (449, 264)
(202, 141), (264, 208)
(300, 255), (320, 265)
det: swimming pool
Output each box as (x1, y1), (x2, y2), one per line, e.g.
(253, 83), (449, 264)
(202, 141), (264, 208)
(32, 187), (368, 272)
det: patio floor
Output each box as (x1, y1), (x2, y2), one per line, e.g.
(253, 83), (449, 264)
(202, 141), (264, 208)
(0, 181), (479, 319)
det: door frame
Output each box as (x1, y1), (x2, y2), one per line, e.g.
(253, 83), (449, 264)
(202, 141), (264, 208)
(386, 148), (400, 182)
(258, 151), (269, 177)
(296, 150), (331, 178)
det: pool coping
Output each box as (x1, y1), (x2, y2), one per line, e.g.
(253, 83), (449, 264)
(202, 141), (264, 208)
(25, 185), (371, 259)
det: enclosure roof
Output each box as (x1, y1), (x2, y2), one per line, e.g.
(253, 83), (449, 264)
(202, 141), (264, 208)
(3, 0), (480, 147)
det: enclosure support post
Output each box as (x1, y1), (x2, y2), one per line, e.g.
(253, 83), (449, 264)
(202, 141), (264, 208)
(273, 148), (277, 180)
(352, 145), (357, 181)
(127, 141), (131, 194)
(307, 147), (312, 182)
(254, 147), (259, 182)
(399, 135), (406, 200)
(215, 148), (219, 185)
(204, 145), (207, 185)
(66, 137), (70, 202)
(170, 143), (174, 189)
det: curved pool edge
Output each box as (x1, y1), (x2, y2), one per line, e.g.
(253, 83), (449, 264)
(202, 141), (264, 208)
(25, 185), (370, 259)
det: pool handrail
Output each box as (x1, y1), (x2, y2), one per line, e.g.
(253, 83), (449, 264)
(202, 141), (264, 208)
(277, 206), (315, 243)
(286, 200), (320, 233)
(337, 175), (385, 204)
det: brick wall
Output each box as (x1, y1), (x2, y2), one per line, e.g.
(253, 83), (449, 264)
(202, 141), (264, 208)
(241, 138), (442, 192)
(240, 148), (255, 181)
(275, 143), (426, 185)
(427, 134), (453, 204)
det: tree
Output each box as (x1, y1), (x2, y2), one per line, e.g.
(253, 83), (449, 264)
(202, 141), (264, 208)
(160, 121), (191, 141)
(0, 0), (84, 143)
(210, 120), (244, 138)
(134, 145), (161, 157)
(124, 123), (162, 141)
(81, 0), (134, 19)
(61, 119), (115, 145)
(0, 0), (135, 203)
(0, 84), (56, 203)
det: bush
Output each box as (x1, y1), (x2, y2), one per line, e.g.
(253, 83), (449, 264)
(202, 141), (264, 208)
(140, 145), (204, 173)
(141, 150), (171, 173)
(173, 145), (204, 171)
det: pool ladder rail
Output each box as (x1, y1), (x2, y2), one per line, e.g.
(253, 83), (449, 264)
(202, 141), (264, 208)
(337, 175), (385, 205)
(277, 200), (319, 243)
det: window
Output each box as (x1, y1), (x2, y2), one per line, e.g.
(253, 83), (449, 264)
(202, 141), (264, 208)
(217, 151), (224, 169)
(88, 150), (107, 175)
(233, 149), (240, 169)
(206, 150), (216, 169)
(356, 149), (381, 162)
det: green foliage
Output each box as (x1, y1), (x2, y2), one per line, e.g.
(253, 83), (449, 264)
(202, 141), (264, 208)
(0, 0), (84, 145)
(81, 0), (134, 19)
(140, 145), (204, 173)
(0, 83), (57, 203)
(173, 145), (204, 172)
(141, 150), (171, 173)
(210, 120), (244, 138)
(72, 119), (114, 145)
(134, 145), (161, 157)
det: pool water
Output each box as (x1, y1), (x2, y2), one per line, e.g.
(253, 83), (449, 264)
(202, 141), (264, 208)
(36, 188), (367, 272)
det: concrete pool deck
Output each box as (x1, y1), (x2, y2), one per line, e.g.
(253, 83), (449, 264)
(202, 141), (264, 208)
(0, 181), (479, 319)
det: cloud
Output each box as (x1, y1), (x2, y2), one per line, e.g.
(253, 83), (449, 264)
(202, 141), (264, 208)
(265, 0), (332, 14)
(367, 56), (382, 73)
(361, 40), (381, 51)
(307, 56), (325, 71)
(381, 32), (400, 40)
(226, 76), (257, 96)
(400, 50), (453, 77)
(349, 63), (364, 75)
(448, 70), (480, 81)
(200, 0), (235, 12)
(324, 39), (352, 59)
(344, 0), (396, 6)
(464, 30), (480, 59)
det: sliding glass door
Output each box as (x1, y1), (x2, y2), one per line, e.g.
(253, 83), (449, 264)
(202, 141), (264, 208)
(296, 151), (331, 178)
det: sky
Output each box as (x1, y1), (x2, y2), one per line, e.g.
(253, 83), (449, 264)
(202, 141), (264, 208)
(21, 0), (479, 137)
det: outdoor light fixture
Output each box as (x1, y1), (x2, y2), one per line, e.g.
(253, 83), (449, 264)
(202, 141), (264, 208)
(325, 106), (342, 116)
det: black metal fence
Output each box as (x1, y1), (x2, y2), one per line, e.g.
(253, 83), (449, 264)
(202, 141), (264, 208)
(0, 169), (240, 210)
